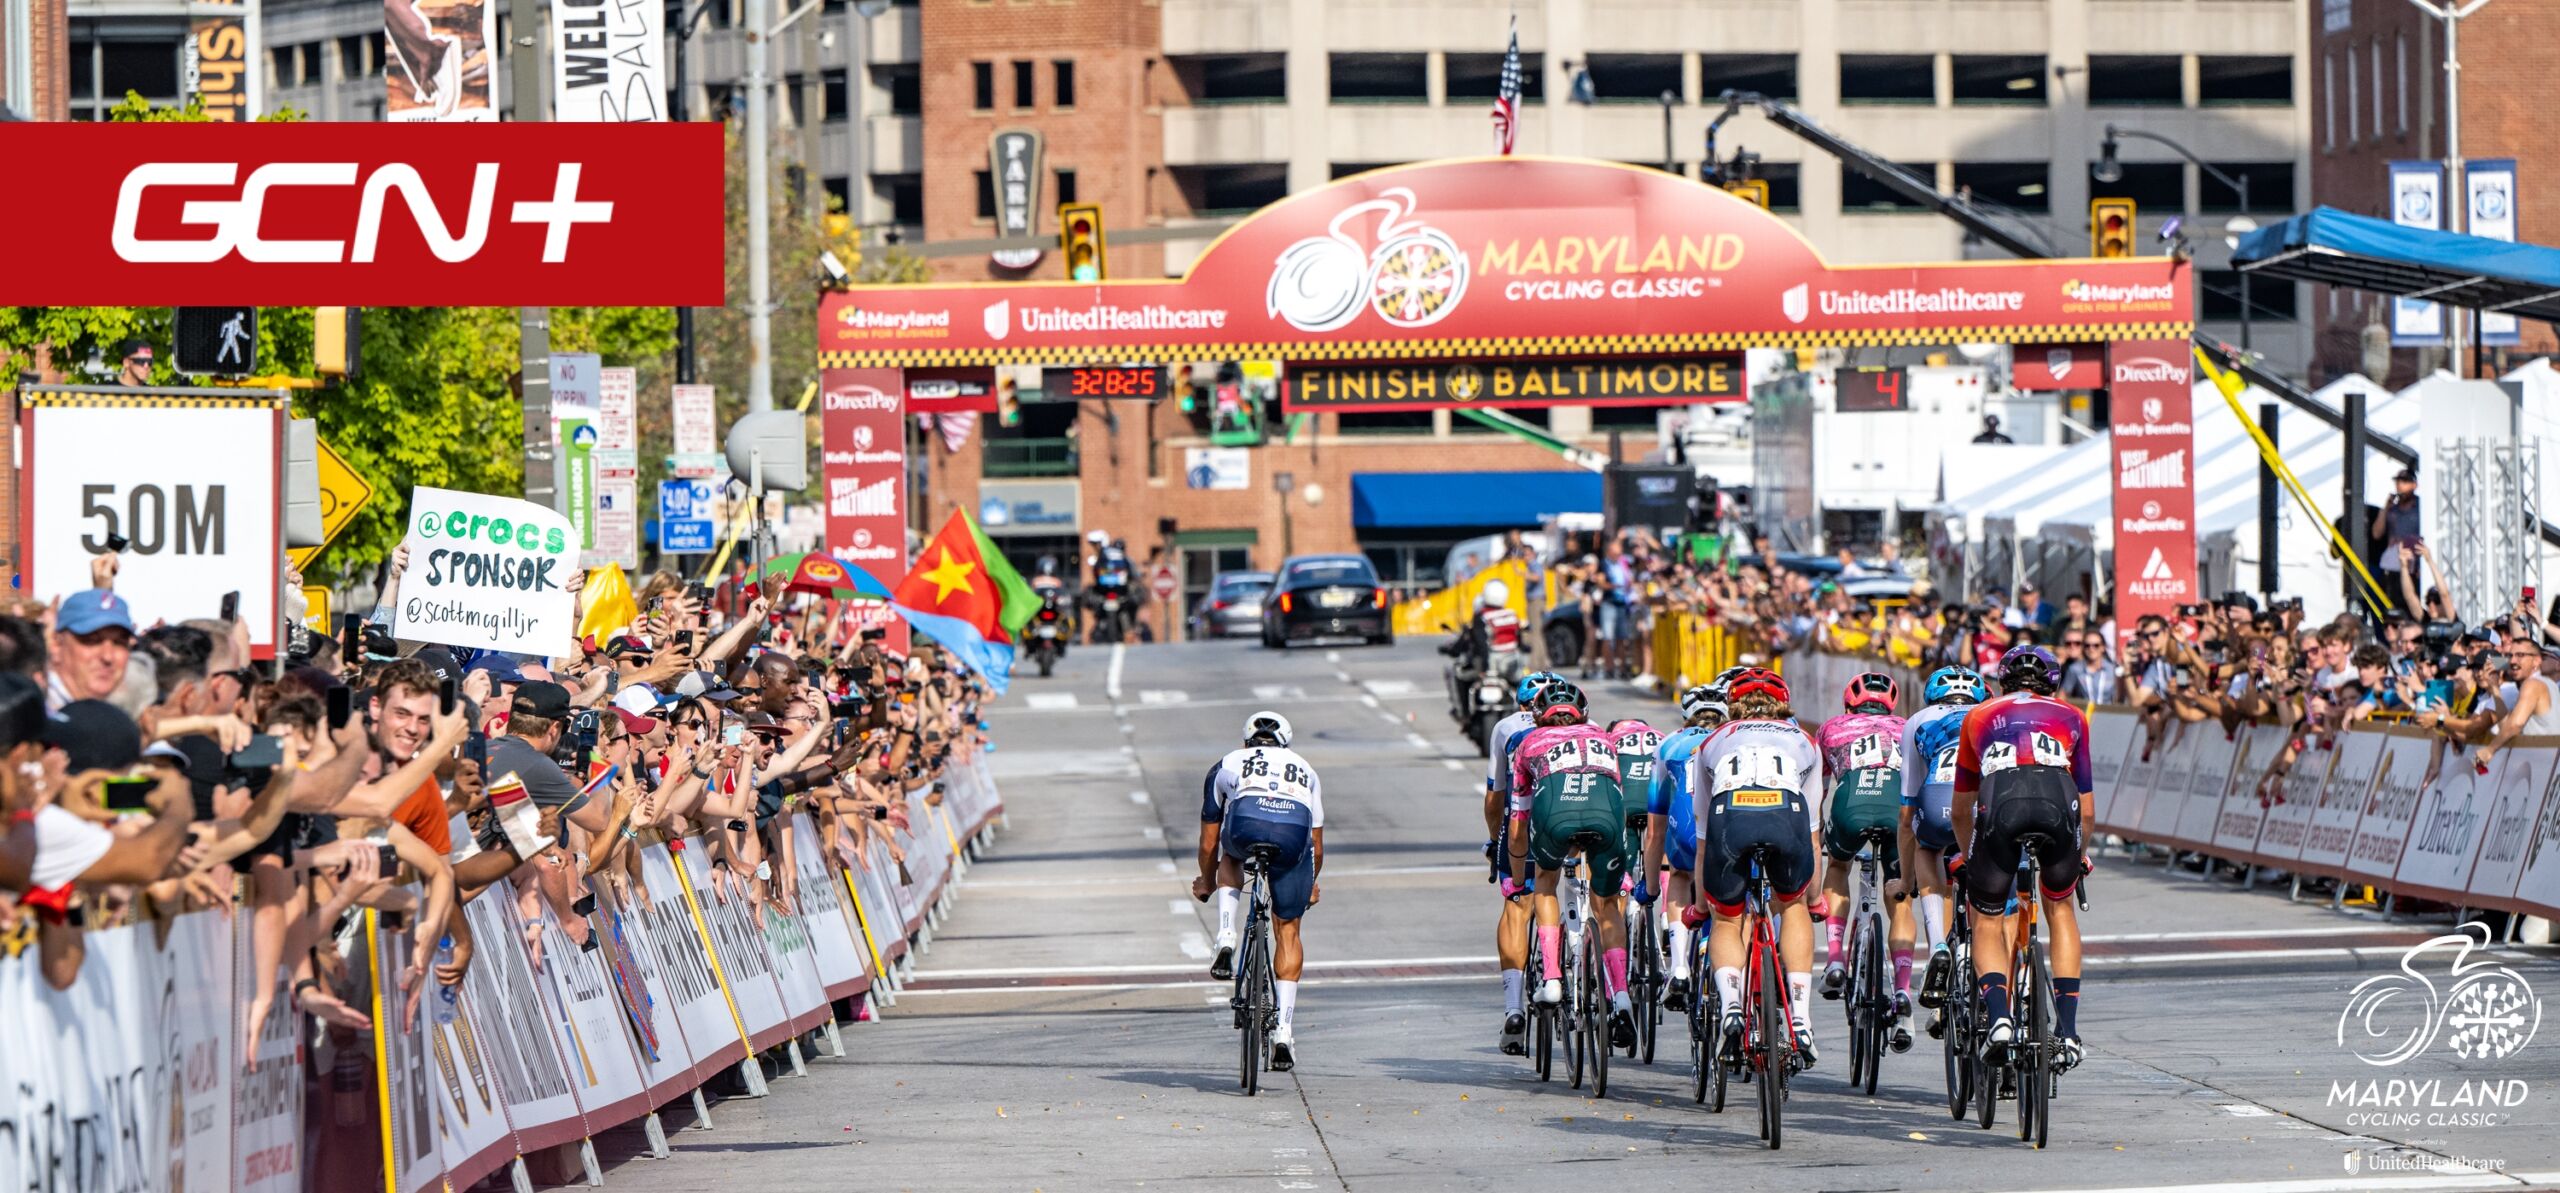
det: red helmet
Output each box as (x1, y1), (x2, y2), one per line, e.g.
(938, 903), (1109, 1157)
(1842, 671), (1899, 714)
(1727, 667), (1789, 706)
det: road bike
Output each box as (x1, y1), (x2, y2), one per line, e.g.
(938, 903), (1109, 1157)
(1230, 849), (1281, 1096)
(1972, 830), (2088, 1147)
(1524, 888), (1557, 1082)
(1626, 888), (1662, 1065)
(1697, 846), (1795, 1148)
(1840, 828), (1900, 1096)
(1556, 853), (1605, 1094)
(1936, 853), (1981, 1121)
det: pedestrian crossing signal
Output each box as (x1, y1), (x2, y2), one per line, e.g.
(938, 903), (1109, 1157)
(174, 306), (257, 377)
(1059, 202), (1106, 282)
(2091, 198), (2137, 259)
(1722, 180), (1770, 210)
(314, 307), (360, 378)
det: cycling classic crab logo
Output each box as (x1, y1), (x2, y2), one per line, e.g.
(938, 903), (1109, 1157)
(1267, 187), (1470, 333)
(2338, 924), (2540, 1066)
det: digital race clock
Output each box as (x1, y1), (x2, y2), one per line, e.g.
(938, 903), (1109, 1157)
(1041, 366), (1162, 401)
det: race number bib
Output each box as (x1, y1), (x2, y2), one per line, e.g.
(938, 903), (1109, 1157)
(2030, 730), (2072, 768)
(1930, 744), (1960, 785)
(1978, 741), (2019, 774)
(1238, 748), (1312, 802)
(1977, 732), (2068, 776)
(1846, 733), (1899, 771)
(1713, 746), (1799, 797)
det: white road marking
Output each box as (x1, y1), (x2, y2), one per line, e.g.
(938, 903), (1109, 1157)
(1443, 759), (1467, 771)
(2084, 947), (2370, 966)
(1140, 826), (1163, 841)
(1359, 694), (1380, 708)
(2083, 925), (2416, 943)
(2004, 1172), (2560, 1193)
(1129, 790), (1151, 804)
(1156, 861), (1178, 874)
(1106, 642), (1125, 700)
(1168, 899), (1193, 915)
(1024, 692), (1080, 711)
(914, 954), (1495, 980)
(1335, 670), (1352, 683)
(904, 972), (1493, 998)
(959, 864), (1475, 890)
(1177, 933), (1211, 959)
(1140, 689), (1189, 705)
(1252, 684), (1307, 701)
(1325, 651), (1342, 662)
(1364, 679), (1418, 697)
(1404, 733), (1434, 749)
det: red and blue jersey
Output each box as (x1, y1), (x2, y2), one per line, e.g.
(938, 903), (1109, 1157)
(1952, 692), (2092, 794)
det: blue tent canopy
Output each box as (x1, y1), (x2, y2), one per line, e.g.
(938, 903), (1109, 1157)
(2231, 205), (2560, 322)
(1351, 470), (1602, 529)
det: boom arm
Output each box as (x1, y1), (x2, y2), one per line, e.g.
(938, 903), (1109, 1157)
(1703, 91), (2057, 260)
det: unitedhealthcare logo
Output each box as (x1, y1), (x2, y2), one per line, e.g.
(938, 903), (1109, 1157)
(1781, 283), (1809, 324)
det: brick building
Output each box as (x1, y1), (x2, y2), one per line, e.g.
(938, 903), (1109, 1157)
(0, 0), (66, 119)
(2306, 0), (2560, 385)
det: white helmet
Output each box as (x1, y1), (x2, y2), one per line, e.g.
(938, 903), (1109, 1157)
(1086, 529), (1109, 545)
(1479, 579), (1510, 608)
(1242, 710), (1294, 748)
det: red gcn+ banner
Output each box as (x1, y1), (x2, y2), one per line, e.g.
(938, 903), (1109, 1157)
(0, 122), (726, 306)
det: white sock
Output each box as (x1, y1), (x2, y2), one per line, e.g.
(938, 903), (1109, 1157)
(1714, 967), (1744, 1013)
(1215, 888), (1238, 941)
(1501, 969), (1525, 1015)
(1669, 920), (1694, 980)
(1787, 972), (1814, 1028)
(1276, 979), (1298, 1032)
(1919, 894), (1947, 950)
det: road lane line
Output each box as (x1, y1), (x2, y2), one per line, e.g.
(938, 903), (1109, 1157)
(2004, 1172), (2552, 1193)
(1404, 733), (1434, 749)
(913, 954), (1497, 979)
(1106, 642), (1125, 700)
(1024, 692), (1080, 711)
(1443, 759), (1466, 771)
(2082, 925), (2417, 943)
(1129, 790), (1151, 804)
(900, 972), (1493, 998)
(1168, 899), (1193, 915)
(1359, 694), (1380, 708)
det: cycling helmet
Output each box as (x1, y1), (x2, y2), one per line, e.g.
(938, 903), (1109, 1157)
(1676, 684), (1719, 721)
(1995, 645), (2062, 695)
(1607, 717), (1653, 734)
(1713, 665), (1751, 689)
(1242, 710), (1294, 747)
(1087, 530), (1108, 545)
(1516, 670), (1563, 706)
(1923, 666), (1987, 706)
(1842, 671), (1899, 714)
(1479, 579), (1510, 609)
(1530, 681), (1589, 726)
(1727, 667), (1789, 707)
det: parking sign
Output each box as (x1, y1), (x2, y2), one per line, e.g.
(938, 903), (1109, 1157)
(658, 478), (718, 553)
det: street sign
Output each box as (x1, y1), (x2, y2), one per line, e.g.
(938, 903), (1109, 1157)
(596, 366), (640, 479)
(1149, 564), (1178, 602)
(658, 478), (717, 553)
(586, 476), (640, 570)
(174, 306), (257, 376)
(287, 436), (375, 573)
(300, 586), (331, 634)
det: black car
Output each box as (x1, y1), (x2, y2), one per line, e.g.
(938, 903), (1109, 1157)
(1260, 555), (1393, 648)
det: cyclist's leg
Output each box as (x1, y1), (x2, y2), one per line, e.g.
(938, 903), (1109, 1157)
(1820, 805), (1853, 986)
(1885, 845), (1917, 1003)
(1696, 812), (1752, 1039)
(2033, 819), (2088, 1046)
(1532, 838), (1567, 999)
(1499, 888), (1532, 1016)
(1964, 800), (2028, 1031)
(1588, 838), (1632, 1004)
(1665, 837), (1700, 985)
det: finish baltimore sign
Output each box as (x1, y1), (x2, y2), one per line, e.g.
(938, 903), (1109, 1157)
(818, 157), (2192, 369)
(1291, 357), (1741, 412)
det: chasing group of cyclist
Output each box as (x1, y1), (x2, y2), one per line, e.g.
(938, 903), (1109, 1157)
(1479, 643), (2097, 1094)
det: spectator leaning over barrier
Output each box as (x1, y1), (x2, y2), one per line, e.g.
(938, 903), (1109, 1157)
(2061, 632), (2119, 705)
(2474, 642), (2560, 771)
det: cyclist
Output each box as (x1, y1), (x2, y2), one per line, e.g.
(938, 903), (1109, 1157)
(1507, 682), (1640, 1050)
(1815, 672), (1916, 1052)
(1488, 670), (1563, 1054)
(1197, 711), (1326, 1072)
(1952, 645), (2094, 1071)
(1640, 684), (1726, 1008)
(1608, 715), (1665, 1000)
(1688, 667), (1823, 1066)
(1898, 665), (1984, 1029)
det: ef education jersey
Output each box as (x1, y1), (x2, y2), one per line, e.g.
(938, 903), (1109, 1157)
(1207, 745), (1327, 827)
(1690, 718), (1823, 834)
(1953, 693), (2092, 795)
(1509, 722), (1622, 813)
(1899, 703), (1970, 808)
(1611, 723), (1665, 793)
(1815, 711), (1906, 794)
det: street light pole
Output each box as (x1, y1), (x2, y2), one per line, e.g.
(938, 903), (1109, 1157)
(2406, 0), (2491, 375)
(2096, 124), (2257, 351)
(671, 0), (712, 386)
(1659, 90), (1678, 175)
(745, 0), (773, 413)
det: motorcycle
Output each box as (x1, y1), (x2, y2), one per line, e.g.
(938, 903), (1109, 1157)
(1091, 566), (1137, 644)
(1028, 597), (1069, 677)
(1439, 623), (1513, 753)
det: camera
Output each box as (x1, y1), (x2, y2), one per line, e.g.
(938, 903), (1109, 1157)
(2270, 596), (2303, 615)
(556, 708), (602, 767)
(2178, 603), (2206, 618)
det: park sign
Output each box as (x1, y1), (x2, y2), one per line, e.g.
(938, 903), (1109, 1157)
(393, 486), (580, 658)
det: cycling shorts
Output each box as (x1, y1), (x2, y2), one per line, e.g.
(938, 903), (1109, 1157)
(1824, 768), (1905, 863)
(1529, 772), (1629, 893)
(1961, 765), (2083, 917)
(1909, 783), (1957, 852)
(1664, 806), (1701, 877)
(1222, 795), (1316, 921)
(1697, 787), (1816, 917)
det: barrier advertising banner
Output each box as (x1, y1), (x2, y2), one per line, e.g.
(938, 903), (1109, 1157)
(2349, 730), (2437, 884)
(2106, 338), (2198, 628)
(2302, 728), (2386, 876)
(821, 368), (910, 578)
(2208, 725), (2282, 855)
(2456, 747), (2549, 913)
(393, 486), (582, 658)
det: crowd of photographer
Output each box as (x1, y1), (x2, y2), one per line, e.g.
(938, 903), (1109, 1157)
(0, 545), (988, 1056)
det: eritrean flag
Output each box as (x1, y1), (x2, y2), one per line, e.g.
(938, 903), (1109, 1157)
(890, 510), (1040, 693)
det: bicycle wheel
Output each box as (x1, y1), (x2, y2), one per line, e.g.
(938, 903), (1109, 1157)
(1756, 945), (1785, 1150)
(1588, 941), (1611, 1098)
(1975, 986), (1999, 1132)
(1707, 988), (1730, 1112)
(1944, 947), (1975, 1120)
(2020, 941), (2050, 1148)
(1566, 945), (1587, 1090)
(1858, 915), (1886, 1097)
(1846, 913), (1872, 1092)
(1535, 1001), (1554, 1082)
(1239, 933), (1265, 1096)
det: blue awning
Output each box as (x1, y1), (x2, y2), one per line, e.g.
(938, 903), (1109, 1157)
(1351, 470), (1603, 530)
(2232, 206), (2560, 322)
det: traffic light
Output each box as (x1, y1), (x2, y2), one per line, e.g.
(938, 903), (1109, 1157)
(173, 306), (257, 376)
(1058, 202), (1106, 282)
(1722, 180), (1770, 210)
(2091, 198), (2137, 259)
(314, 307), (360, 378)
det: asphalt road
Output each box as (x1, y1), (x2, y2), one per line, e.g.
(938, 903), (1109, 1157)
(598, 638), (2560, 1193)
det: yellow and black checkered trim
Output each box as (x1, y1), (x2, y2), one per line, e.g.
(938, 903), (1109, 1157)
(22, 389), (284, 410)
(818, 321), (2193, 369)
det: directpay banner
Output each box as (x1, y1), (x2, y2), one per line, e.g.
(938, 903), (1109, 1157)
(394, 486), (580, 658)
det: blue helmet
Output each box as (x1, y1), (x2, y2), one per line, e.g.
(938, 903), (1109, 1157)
(1516, 670), (1563, 706)
(1996, 645), (2062, 695)
(1923, 666), (1986, 706)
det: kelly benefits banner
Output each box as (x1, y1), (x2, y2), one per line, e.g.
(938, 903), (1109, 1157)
(2108, 339), (2197, 628)
(395, 486), (581, 657)
(821, 369), (908, 574)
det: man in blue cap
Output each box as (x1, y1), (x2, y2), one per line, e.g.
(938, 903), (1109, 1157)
(49, 589), (136, 710)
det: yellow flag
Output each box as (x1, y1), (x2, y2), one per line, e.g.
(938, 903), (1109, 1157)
(580, 562), (640, 643)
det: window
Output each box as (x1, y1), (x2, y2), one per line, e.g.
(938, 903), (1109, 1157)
(785, 74), (808, 125)
(882, 173), (923, 223)
(1953, 161), (2050, 213)
(876, 63), (920, 115)
(1951, 55), (2045, 104)
(2396, 35), (2408, 134)
(2200, 162), (2292, 213)
(1330, 161), (1407, 179)
(1012, 60), (1035, 108)
(1752, 162), (1802, 212)
(2086, 55), (2180, 106)
(1053, 60), (1075, 108)
(1175, 53), (1286, 104)
(1841, 162), (1935, 211)
(100, 39), (181, 102)
(2345, 46), (2358, 142)
(2323, 53), (2336, 148)
(974, 170), (996, 220)
(2197, 55), (2291, 105)
(1590, 405), (1662, 432)
(1054, 168), (1077, 205)
(1329, 53), (1427, 102)
(367, 32), (385, 79)
(1173, 164), (1287, 215)
(2090, 160), (2183, 210)
(824, 176), (850, 213)
(1336, 411), (1436, 436)
(2200, 270), (2297, 322)
(1447, 52), (1544, 102)
(1583, 53), (1683, 103)
(972, 61), (994, 110)
(823, 70), (848, 120)
(336, 34), (367, 78)
(2371, 41), (2383, 141)
(1840, 55), (1934, 104)
(1698, 53), (1795, 101)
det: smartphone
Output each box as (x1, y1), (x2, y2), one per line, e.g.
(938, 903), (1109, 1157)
(439, 677), (458, 716)
(326, 686), (353, 731)
(675, 630), (695, 652)
(228, 734), (284, 769)
(722, 723), (745, 746)
(219, 590), (240, 622)
(686, 581), (712, 605)
(339, 614), (364, 661)
(105, 532), (129, 554)
(100, 775), (154, 813)
(376, 841), (402, 875)
(2527, 587), (2539, 609)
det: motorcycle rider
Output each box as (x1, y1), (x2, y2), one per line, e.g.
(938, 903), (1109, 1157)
(1083, 531), (1139, 645)
(1443, 580), (1525, 729)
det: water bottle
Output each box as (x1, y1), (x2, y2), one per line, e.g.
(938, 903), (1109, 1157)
(433, 935), (460, 1027)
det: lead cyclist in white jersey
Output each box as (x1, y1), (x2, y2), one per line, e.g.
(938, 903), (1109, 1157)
(1196, 711), (1327, 1072)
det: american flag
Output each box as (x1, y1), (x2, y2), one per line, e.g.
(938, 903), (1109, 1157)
(1491, 17), (1521, 155)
